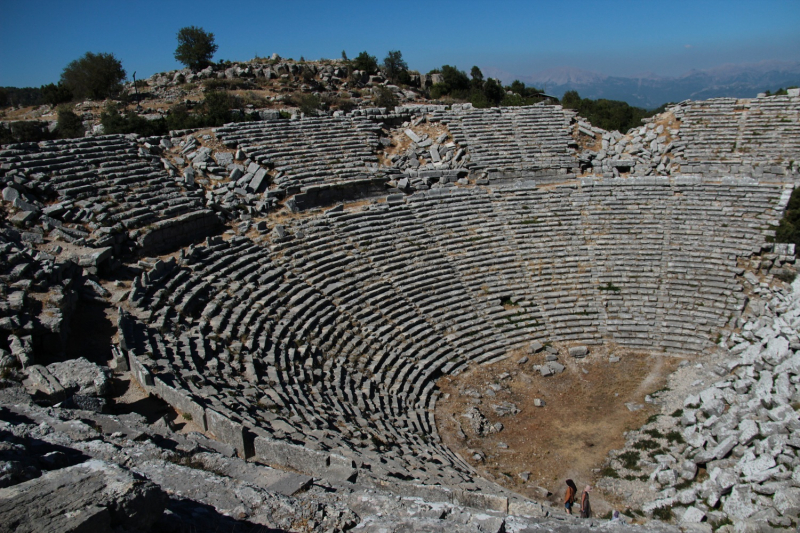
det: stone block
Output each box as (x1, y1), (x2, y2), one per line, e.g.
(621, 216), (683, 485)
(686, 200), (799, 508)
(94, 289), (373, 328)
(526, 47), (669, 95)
(568, 346), (588, 358)
(206, 408), (248, 459)
(0, 459), (165, 533)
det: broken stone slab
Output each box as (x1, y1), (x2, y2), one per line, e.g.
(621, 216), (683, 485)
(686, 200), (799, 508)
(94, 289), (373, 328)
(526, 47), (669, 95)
(22, 365), (67, 404)
(542, 361), (565, 376)
(46, 357), (111, 397)
(404, 129), (421, 143)
(0, 459), (165, 533)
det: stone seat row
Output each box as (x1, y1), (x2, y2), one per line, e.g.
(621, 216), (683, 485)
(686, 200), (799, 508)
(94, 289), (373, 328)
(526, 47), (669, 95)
(126, 235), (476, 482)
(0, 136), (217, 254)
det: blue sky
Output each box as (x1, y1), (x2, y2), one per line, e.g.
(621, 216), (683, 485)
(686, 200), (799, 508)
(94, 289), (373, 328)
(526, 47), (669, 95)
(1, 0), (798, 87)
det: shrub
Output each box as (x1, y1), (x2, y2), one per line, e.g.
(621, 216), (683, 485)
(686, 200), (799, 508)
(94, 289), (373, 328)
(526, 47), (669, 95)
(202, 91), (239, 126)
(373, 86), (398, 110)
(633, 439), (660, 450)
(60, 52), (126, 100)
(665, 430), (685, 444)
(56, 106), (84, 138)
(773, 185), (800, 250)
(165, 104), (204, 131)
(41, 83), (73, 106)
(100, 103), (168, 136)
(333, 97), (355, 113)
(0, 121), (56, 144)
(175, 26), (218, 71)
(652, 506), (674, 521)
(618, 450), (640, 470)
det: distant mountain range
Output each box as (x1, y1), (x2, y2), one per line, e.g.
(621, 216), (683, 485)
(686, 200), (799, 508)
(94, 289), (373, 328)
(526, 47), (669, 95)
(504, 61), (800, 109)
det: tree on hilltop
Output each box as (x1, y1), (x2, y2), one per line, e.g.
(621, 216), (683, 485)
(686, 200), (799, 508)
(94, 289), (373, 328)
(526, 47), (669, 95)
(175, 26), (218, 71)
(383, 50), (409, 84)
(60, 52), (126, 100)
(353, 51), (378, 74)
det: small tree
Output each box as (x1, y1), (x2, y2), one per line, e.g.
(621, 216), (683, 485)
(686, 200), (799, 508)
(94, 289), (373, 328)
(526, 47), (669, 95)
(353, 51), (378, 74)
(383, 50), (409, 84)
(60, 52), (126, 100)
(470, 66), (484, 90)
(174, 26), (218, 71)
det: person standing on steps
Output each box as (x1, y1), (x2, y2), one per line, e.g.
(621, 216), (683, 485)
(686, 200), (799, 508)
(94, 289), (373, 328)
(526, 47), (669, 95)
(580, 485), (592, 518)
(564, 479), (577, 514)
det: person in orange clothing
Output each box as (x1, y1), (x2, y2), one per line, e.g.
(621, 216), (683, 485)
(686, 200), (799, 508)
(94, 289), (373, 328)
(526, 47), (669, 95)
(564, 479), (577, 514)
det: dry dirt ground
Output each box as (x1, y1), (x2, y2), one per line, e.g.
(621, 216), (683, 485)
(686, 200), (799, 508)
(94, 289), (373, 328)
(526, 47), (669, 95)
(435, 344), (685, 516)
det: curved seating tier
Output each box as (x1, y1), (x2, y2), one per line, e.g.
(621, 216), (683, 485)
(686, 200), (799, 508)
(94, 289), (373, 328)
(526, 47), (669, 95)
(214, 117), (384, 190)
(673, 95), (800, 180)
(121, 175), (786, 489)
(0, 135), (217, 254)
(442, 104), (578, 177)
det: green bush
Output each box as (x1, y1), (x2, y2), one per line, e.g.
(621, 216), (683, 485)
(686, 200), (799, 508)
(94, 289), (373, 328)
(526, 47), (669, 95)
(175, 26), (218, 71)
(0, 121), (56, 145)
(618, 450), (640, 470)
(202, 91), (240, 126)
(56, 106), (84, 138)
(60, 52), (126, 100)
(293, 93), (320, 115)
(373, 86), (398, 110)
(100, 103), (168, 136)
(773, 185), (800, 249)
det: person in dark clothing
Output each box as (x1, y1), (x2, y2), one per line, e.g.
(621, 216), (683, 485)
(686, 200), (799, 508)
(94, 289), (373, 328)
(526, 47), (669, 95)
(580, 485), (593, 518)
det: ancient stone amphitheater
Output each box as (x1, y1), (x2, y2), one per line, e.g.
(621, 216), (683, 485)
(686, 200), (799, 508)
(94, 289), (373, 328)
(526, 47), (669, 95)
(1, 91), (800, 532)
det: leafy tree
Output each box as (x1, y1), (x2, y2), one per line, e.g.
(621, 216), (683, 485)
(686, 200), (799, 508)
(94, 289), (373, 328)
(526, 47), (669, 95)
(56, 106), (84, 138)
(509, 80), (526, 96)
(353, 51), (378, 74)
(440, 65), (470, 94)
(41, 82), (73, 106)
(0, 88), (7, 107)
(60, 52), (126, 100)
(341, 50), (348, 61)
(561, 90), (581, 109)
(383, 50), (409, 84)
(373, 86), (398, 110)
(470, 66), (484, 90)
(174, 26), (218, 71)
(483, 78), (505, 105)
